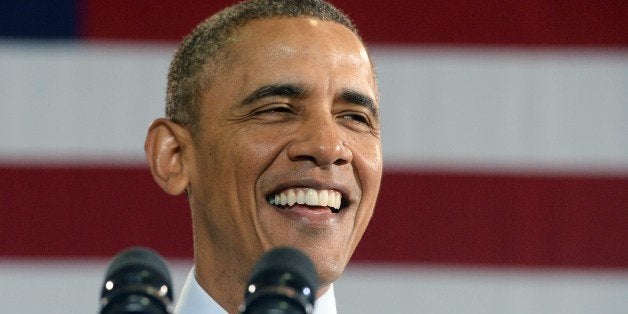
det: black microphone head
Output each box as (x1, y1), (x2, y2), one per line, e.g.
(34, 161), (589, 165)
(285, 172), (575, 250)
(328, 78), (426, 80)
(99, 247), (173, 314)
(241, 246), (318, 314)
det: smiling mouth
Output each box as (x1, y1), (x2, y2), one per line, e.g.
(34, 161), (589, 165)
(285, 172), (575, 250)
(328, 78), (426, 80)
(267, 188), (347, 214)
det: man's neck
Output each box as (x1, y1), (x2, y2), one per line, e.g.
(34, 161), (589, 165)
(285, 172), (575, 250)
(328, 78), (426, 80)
(195, 254), (247, 313)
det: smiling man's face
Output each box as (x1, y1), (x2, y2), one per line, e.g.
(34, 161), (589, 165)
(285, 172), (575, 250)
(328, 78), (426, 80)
(186, 17), (382, 293)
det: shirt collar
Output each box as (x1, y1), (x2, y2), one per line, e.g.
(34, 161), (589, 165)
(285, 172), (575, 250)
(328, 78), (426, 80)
(175, 267), (337, 314)
(175, 268), (226, 314)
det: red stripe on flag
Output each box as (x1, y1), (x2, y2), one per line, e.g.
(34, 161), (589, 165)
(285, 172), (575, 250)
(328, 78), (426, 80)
(356, 170), (628, 268)
(81, 0), (628, 46)
(1, 167), (192, 258)
(2, 166), (627, 268)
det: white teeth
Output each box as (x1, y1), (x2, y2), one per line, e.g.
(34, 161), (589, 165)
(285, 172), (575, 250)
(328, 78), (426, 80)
(319, 190), (329, 207)
(329, 192), (337, 209)
(330, 192), (339, 209)
(296, 189), (305, 204)
(280, 192), (287, 206)
(268, 188), (342, 210)
(287, 189), (296, 206)
(305, 189), (318, 206)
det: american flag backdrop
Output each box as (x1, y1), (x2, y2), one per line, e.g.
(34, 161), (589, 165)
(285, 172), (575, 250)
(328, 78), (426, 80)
(1, 1), (627, 313)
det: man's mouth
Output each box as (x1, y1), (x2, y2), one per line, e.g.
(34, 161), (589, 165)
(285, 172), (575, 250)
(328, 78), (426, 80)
(267, 188), (345, 213)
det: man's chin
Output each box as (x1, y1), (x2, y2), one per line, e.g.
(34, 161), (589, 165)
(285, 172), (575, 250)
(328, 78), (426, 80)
(258, 208), (355, 284)
(280, 242), (349, 286)
(310, 252), (349, 287)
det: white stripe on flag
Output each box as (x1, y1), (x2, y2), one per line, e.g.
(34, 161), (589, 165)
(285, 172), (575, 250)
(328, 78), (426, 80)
(1, 260), (627, 314)
(1, 42), (627, 172)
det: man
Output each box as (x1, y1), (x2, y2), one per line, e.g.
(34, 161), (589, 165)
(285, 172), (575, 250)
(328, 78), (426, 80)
(144, 0), (382, 312)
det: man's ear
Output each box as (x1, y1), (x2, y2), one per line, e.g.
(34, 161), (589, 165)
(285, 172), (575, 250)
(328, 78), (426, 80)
(144, 118), (192, 195)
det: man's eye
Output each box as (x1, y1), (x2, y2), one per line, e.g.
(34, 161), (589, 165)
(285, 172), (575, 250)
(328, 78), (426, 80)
(249, 105), (296, 122)
(268, 107), (292, 113)
(256, 106), (293, 114)
(340, 113), (369, 125)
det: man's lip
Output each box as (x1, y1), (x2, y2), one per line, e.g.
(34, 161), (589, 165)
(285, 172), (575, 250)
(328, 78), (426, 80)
(273, 204), (341, 226)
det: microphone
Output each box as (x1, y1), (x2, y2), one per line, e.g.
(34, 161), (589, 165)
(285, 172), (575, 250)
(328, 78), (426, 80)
(99, 247), (174, 314)
(239, 247), (318, 314)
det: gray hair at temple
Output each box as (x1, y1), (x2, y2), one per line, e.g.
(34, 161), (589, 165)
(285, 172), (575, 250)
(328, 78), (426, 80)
(165, 0), (363, 130)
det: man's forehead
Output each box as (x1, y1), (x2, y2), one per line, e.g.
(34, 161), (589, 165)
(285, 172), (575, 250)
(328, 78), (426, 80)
(202, 16), (378, 107)
(225, 17), (374, 79)
(230, 17), (365, 50)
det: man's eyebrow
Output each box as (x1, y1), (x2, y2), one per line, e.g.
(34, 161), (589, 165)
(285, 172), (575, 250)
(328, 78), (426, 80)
(341, 89), (378, 118)
(240, 83), (306, 106)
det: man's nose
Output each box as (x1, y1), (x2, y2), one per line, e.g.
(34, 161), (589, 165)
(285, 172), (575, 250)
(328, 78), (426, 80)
(287, 116), (353, 167)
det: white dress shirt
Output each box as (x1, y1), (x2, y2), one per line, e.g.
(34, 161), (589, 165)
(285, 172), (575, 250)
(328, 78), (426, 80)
(175, 268), (337, 314)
